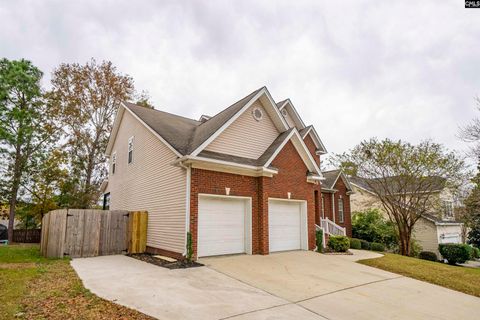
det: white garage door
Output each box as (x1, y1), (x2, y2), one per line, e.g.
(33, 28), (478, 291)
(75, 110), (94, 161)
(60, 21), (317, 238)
(269, 200), (304, 252)
(198, 196), (248, 257)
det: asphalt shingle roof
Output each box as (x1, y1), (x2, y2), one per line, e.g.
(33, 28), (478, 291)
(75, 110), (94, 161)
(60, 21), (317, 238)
(349, 176), (447, 194)
(125, 87), (263, 155)
(322, 169), (342, 189)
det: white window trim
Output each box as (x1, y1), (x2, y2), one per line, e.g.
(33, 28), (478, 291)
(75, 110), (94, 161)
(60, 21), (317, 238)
(128, 136), (134, 164)
(252, 106), (263, 121)
(338, 196), (344, 223)
(111, 152), (117, 174)
(443, 200), (454, 219)
(321, 195), (325, 218)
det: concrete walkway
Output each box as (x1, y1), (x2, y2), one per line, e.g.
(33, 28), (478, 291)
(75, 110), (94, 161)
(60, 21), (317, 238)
(72, 251), (480, 320)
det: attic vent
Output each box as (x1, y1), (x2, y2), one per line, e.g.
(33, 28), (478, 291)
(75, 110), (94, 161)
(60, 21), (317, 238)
(252, 107), (263, 121)
(281, 109), (287, 117)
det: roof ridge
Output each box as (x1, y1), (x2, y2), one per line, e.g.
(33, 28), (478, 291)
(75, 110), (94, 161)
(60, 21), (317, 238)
(185, 87), (265, 154)
(195, 86), (265, 129)
(124, 102), (201, 125)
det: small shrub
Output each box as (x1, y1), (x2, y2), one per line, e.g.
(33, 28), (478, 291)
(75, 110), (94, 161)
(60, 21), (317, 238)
(472, 246), (480, 260)
(316, 230), (323, 252)
(186, 232), (193, 262)
(360, 239), (371, 250)
(419, 251), (438, 261)
(328, 235), (350, 252)
(349, 238), (361, 249)
(439, 243), (471, 265)
(352, 209), (397, 248)
(370, 242), (386, 252)
(409, 239), (422, 257)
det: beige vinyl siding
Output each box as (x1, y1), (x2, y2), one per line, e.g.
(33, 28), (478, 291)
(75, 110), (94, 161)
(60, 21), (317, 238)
(413, 218), (439, 256)
(108, 110), (186, 254)
(204, 101), (280, 159)
(350, 185), (385, 216)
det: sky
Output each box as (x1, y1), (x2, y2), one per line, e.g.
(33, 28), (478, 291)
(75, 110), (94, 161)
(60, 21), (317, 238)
(1, 0), (479, 163)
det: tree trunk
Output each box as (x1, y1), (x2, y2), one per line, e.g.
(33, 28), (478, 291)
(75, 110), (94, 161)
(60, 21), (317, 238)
(7, 188), (18, 243)
(398, 227), (413, 256)
(8, 145), (22, 243)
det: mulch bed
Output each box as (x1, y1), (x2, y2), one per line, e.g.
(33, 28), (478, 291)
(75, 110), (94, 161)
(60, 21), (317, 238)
(128, 253), (203, 269)
(321, 249), (354, 255)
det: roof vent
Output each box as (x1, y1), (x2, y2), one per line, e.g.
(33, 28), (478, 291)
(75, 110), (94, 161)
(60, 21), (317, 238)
(281, 109), (288, 117)
(252, 107), (263, 121)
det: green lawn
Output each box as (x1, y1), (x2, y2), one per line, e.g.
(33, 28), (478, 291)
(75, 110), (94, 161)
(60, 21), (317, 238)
(358, 253), (480, 297)
(0, 244), (153, 320)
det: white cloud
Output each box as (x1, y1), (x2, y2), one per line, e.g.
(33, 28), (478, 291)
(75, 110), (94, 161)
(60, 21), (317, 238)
(1, 0), (479, 160)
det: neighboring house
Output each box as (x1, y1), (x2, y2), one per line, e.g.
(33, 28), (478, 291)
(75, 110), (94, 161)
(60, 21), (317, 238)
(349, 176), (463, 256)
(320, 170), (354, 237)
(0, 206), (19, 229)
(102, 86), (349, 259)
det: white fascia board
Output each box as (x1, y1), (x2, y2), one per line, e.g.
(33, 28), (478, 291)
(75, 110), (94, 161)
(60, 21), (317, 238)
(259, 87), (289, 130)
(105, 105), (125, 156)
(263, 128), (322, 176)
(123, 103), (182, 157)
(190, 87), (289, 157)
(262, 129), (296, 167)
(350, 182), (376, 195)
(306, 126), (328, 154)
(181, 155), (279, 175)
(330, 171), (354, 192)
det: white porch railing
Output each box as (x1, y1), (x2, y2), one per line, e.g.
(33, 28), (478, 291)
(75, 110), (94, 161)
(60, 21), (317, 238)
(315, 224), (326, 248)
(320, 217), (346, 236)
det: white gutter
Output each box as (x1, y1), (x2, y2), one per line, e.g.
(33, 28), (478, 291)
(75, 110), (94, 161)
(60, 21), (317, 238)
(173, 155), (279, 175)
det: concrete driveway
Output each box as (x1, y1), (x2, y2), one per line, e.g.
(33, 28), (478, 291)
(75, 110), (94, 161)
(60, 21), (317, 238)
(72, 251), (480, 320)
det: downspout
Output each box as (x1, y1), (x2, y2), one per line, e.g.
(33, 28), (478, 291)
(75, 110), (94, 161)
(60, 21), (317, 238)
(178, 161), (191, 256)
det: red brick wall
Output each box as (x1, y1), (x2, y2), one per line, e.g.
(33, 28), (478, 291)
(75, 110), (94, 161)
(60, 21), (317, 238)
(303, 134), (320, 166)
(262, 141), (317, 251)
(189, 141), (320, 258)
(321, 192), (333, 220)
(333, 178), (352, 237)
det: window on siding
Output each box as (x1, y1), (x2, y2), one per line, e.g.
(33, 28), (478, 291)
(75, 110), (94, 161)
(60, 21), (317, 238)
(321, 195), (325, 218)
(103, 193), (110, 210)
(338, 196), (344, 223)
(128, 136), (134, 164)
(111, 152), (117, 174)
(444, 201), (453, 218)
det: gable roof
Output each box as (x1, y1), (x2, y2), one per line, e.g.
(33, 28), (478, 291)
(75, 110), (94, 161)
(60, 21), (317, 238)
(195, 127), (322, 176)
(189, 87), (267, 155)
(349, 176), (447, 194)
(300, 125), (327, 154)
(124, 102), (200, 155)
(276, 99), (306, 129)
(322, 169), (353, 191)
(105, 87), (324, 177)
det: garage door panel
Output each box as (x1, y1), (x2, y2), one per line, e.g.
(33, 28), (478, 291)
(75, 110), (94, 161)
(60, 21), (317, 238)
(198, 197), (247, 257)
(269, 200), (302, 253)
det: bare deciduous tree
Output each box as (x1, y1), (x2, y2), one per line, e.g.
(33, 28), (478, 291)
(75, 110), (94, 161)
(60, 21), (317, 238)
(48, 59), (135, 208)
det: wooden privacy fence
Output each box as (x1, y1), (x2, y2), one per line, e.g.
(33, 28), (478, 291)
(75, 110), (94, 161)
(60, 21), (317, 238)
(40, 209), (148, 258)
(13, 229), (42, 243)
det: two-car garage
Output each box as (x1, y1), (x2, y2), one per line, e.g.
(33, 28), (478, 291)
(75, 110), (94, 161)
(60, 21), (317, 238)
(197, 195), (308, 257)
